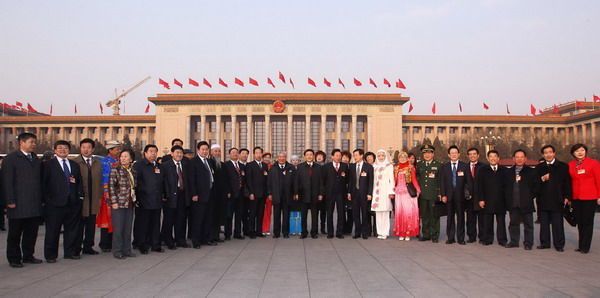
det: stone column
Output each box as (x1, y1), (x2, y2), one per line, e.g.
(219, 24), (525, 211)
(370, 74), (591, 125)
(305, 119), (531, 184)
(305, 115), (311, 151)
(351, 115), (357, 150)
(367, 115), (373, 151)
(320, 115), (326, 152)
(287, 115), (293, 154)
(247, 115), (253, 149)
(231, 115), (237, 148)
(185, 116), (191, 148)
(200, 115), (206, 141)
(335, 115), (342, 149)
(216, 115), (222, 146)
(265, 115), (271, 152)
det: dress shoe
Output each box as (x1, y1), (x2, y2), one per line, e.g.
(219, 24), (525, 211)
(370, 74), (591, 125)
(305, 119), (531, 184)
(140, 250), (149, 255)
(193, 244), (201, 249)
(311, 235), (318, 239)
(0, 226), (6, 231)
(432, 239), (439, 243)
(482, 242), (492, 246)
(556, 248), (564, 252)
(327, 235), (334, 239)
(224, 236), (231, 241)
(125, 253), (137, 257)
(505, 243), (519, 248)
(114, 254), (126, 260)
(214, 239), (224, 243)
(336, 235), (344, 239)
(9, 261), (23, 268)
(445, 240), (455, 244)
(418, 238), (430, 242)
(362, 236), (369, 240)
(101, 248), (111, 252)
(300, 235), (308, 239)
(479, 240), (484, 244)
(273, 235), (280, 239)
(167, 245), (177, 250)
(257, 234), (266, 238)
(458, 241), (466, 245)
(524, 246), (532, 250)
(65, 255), (81, 260)
(82, 249), (99, 255)
(283, 235), (289, 238)
(321, 229), (327, 235)
(250, 235), (257, 239)
(498, 242), (507, 246)
(234, 235), (245, 240)
(352, 235), (361, 239)
(152, 248), (165, 253)
(22, 257), (43, 264)
(467, 239), (477, 243)
(177, 243), (191, 248)
(537, 245), (550, 249)
(46, 259), (57, 263)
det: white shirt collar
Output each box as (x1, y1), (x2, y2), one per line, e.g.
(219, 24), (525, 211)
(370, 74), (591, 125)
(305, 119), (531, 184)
(21, 150), (31, 157)
(547, 159), (555, 165)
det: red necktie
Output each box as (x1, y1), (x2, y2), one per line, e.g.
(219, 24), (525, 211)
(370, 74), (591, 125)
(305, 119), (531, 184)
(177, 162), (184, 190)
(309, 163), (313, 176)
(234, 162), (242, 187)
(335, 163), (339, 172)
(471, 163), (475, 178)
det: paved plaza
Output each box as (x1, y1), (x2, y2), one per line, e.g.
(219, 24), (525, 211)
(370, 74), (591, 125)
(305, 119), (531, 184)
(1, 217), (600, 298)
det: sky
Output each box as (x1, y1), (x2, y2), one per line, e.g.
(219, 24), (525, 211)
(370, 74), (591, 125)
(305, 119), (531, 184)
(1, 0), (599, 116)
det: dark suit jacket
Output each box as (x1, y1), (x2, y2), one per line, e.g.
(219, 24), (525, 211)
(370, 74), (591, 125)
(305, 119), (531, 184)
(348, 162), (374, 199)
(224, 160), (246, 198)
(133, 158), (164, 209)
(322, 162), (349, 201)
(475, 165), (507, 214)
(504, 165), (540, 213)
(42, 157), (84, 207)
(211, 158), (228, 201)
(440, 161), (473, 202)
(162, 159), (193, 208)
(267, 162), (296, 205)
(245, 160), (269, 198)
(1, 150), (43, 219)
(190, 155), (214, 203)
(295, 162), (323, 203)
(469, 161), (487, 210)
(536, 160), (572, 212)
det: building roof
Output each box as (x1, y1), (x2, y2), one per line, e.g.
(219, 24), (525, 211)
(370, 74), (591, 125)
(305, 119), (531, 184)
(0, 115), (155, 125)
(148, 93), (410, 105)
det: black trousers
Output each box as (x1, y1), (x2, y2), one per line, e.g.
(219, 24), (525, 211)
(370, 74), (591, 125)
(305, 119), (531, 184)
(0, 205), (6, 229)
(174, 193), (188, 245)
(343, 203), (353, 234)
(573, 199), (597, 252)
(44, 202), (82, 259)
(476, 210), (485, 241)
(161, 191), (188, 246)
(191, 201), (207, 245)
(134, 208), (161, 251)
(482, 213), (507, 245)
(248, 196), (266, 237)
(272, 202), (290, 236)
(508, 208), (534, 247)
(326, 194), (345, 237)
(226, 192), (246, 237)
(203, 194), (218, 242)
(446, 198), (466, 242)
(465, 200), (477, 241)
(6, 216), (40, 263)
(99, 228), (112, 250)
(301, 201), (319, 237)
(317, 200), (327, 233)
(351, 193), (370, 237)
(75, 214), (97, 254)
(162, 206), (177, 247)
(538, 210), (565, 249)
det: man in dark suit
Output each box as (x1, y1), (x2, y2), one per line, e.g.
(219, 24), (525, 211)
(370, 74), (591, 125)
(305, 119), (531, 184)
(475, 150), (508, 246)
(295, 149), (323, 239)
(267, 152), (296, 238)
(536, 145), (571, 252)
(348, 149), (374, 239)
(133, 144), (165, 254)
(3, 133), (44, 268)
(467, 147), (487, 243)
(224, 148), (247, 240)
(42, 140), (84, 263)
(440, 145), (473, 245)
(245, 147), (269, 239)
(161, 138), (183, 164)
(189, 141), (217, 248)
(504, 149), (540, 250)
(323, 149), (349, 239)
(162, 145), (193, 249)
(209, 144), (226, 243)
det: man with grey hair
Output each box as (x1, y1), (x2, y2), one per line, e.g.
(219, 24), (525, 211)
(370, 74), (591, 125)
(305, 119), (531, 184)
(267, 152), (296, 238)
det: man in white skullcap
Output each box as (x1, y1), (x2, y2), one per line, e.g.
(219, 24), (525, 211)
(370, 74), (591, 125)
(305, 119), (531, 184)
(209, 144), (226, 243)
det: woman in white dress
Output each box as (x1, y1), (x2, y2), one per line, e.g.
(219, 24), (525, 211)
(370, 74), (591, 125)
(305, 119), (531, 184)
(370, 150), (396, 239)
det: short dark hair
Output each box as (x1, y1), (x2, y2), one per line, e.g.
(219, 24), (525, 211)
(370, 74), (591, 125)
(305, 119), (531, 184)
(229, 147), (238, 154)
(365, 151), (376, 161)
(120, 148), (136, 162)
(353, 148), (365, 156)
(315, 150), (326, 159)
(239, 148), (250, 154)
(513, 149), (527, 157)
(197, 141), (209, 149)
(253, 146), (263, 154)
(570, 143), (588, 157)
(17, 132), (36, 143)
(171, 145), (184, 153)
(467, 147), (479, 155)
(79, 138), (95, 149)
(541, 145), (555, 154)
(144, 144), (158, 153)
(304, 149), (315, 156)
(448, 145), (460, 154)
(487, 150), (499, 157)
(54, 140), (71, 150)
(171, 138), (184, 146)
(408, 152), (415, 159)
(341, 150), (352, 159)
(331, 149), (342, 156)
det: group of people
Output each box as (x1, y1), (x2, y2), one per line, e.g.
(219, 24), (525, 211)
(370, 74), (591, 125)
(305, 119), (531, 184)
(1, 132), (599, 269)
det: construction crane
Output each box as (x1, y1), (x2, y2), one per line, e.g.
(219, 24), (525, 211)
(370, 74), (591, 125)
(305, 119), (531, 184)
(106, 76), (151, 116)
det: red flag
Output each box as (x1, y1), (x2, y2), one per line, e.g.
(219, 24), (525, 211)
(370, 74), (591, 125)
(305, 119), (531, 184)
(576, 101), (584, 108)
(594, 94), (600, 102)
(290, 78), (295, 89)
(278, 71), (286, 83)
(189, 78), (199, 87)
(308, 77), (316, 87)
(408, 102), (414, 113)
(203, 78), (212, 88)
(249, 77), (259, 86)
(174, 78), (183, 88)
(431, 103), (436, 114)
(530, 104), (536, 115)
(338, 78), (345, 89)
(145, 103), (150, 114)
(459, 103), (463, 112)
(383, 78), (391, 88)
(267, 78), (275, 88)
(15, 101), (23, 107)
(506, 103), (511, 114)
(353, 78), (362, 86)
(538, 109), (543, 114)
(50, 103), (53, 115)
(158, 78), (170, 89)
(323, 78), (331, 87)
(553, 104), (559, 115)
(396, 79), (406, 89)
(483, 103), (489, 110)
(27, 103), (38, 113)
(99, 102), (103, 114)
(369, 78), (377, 88)
(218, 78), (228, 88)
(74, 104), (78, 114)
(235, 78), (244, 87)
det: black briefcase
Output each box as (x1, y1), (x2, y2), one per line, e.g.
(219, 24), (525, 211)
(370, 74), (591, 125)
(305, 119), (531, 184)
(563, 203), (577, 227)
(433, 200), (447, 218)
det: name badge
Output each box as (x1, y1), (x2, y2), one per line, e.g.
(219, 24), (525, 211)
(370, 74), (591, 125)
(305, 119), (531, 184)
(241, 171), (245, 176)
(69, 176), (76, 183)
(578, 169), (586, 175)
(283, 171), (287, 175)
(341, 172), (346, 177)
(457, 171), (464, 177)
(431, 167), (438, 170)
(428, 173), (435, 178)
(154, 168), (161, 174)
(263, 171), (268, 175)
(516, 175), (521, 182)
(360, 172), (367, 177)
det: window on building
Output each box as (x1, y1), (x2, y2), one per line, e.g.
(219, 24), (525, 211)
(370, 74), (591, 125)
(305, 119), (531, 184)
(449, 127), (456, 134)
(356, 121), (365, 133)
(438, 127), (444, 134)
(413, 127), (420, 134)
(195, 122), (201, 133)
(311, 121), (320, 150)
(239, 122), (247, 148)
(225, 121), (232, 133)
(341, 139), (350, 151)
(224, 139), (232, 160)
(357, 139), (365, 150)
(402, 140), (407, 148)
(254, 122), (264, 149)
(412, 140), (419, 147)
(209, 121), (217, 133)
(425, 127), (432, 134)
(462, 127), (469, 134)
(326, 121), (335, 133)
(292, 121), (305, 156)
(326, 139), (335, 160)
(141, 127), (147, 134)
(402, 127), (408, 134)
(341, 121), (349, 133)
(271, 121), (287, 154)
(209, 139), (217, 147)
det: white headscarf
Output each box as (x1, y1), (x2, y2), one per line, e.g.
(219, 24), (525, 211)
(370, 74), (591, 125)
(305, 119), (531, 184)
(374, 149), (391, 168)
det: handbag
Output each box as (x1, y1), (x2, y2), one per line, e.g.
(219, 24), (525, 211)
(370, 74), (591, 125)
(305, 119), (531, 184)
(406, 182), (418, 198)
(563, 203), (577, 227)
(433, 200), (447, 218)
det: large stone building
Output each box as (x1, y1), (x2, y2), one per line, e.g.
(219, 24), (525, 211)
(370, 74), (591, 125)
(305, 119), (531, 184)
(1, 94), (598, 159)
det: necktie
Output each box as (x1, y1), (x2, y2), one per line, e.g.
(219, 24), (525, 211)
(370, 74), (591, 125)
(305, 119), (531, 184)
(452, 163), (457, 187)
(27, 153), (32, 161)
(426, 162), (430, 167)
(258, 161), (262, 170)
(234, 162), (242, 187)
(177, 162), (184, 190)
(335, 163), (339, 172)
(86, 158), (91, 168)
(63, 159), (71, 194)
(356, 163), (361, 190)
(471, 163), (475, 178)
(203, 158), (214, 186)
(309, 163), (313, 177)
(493, 166), (497, 173)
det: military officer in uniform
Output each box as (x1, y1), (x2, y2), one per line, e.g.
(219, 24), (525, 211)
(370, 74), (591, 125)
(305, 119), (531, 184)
(415, 145), (443, 243)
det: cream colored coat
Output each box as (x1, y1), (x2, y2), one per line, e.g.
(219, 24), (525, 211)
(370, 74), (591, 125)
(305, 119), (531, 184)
(371, 163), (395, 212)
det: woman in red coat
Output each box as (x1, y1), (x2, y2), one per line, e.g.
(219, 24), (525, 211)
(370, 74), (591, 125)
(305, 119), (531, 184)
(568, 144), (600, 254)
